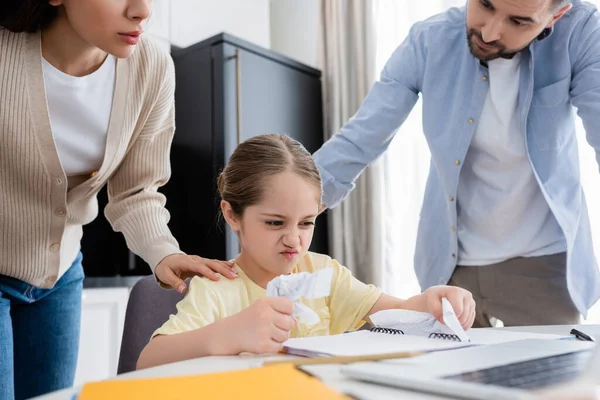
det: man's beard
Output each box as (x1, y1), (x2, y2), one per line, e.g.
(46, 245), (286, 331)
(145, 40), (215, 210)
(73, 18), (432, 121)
(466, 28), (528, 61)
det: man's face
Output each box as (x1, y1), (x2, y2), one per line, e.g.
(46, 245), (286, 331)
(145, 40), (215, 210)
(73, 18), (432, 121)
(466, 0), (570, 61)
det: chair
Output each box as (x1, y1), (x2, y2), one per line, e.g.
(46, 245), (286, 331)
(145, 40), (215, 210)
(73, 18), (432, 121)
(117, 275), (185, 374)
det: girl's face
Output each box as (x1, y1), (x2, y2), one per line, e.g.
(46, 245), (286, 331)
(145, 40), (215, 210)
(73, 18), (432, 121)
(48, 0), (152, 58)
(223, 171), (321, 283)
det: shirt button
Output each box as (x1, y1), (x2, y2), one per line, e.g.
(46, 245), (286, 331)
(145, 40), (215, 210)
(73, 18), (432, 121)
(468, 118), (475, 124)
(439, 278), (446, 285)
(451, 226), (456, 232)
(449, 196), (455, 201)
(49, 244), (60, 253)
(482, 76), (488, 82)
(455, 160), (461, 166)
(56, 178), (63, 185)
(452, 253), (456, 258)
(56, 208), (66, 217)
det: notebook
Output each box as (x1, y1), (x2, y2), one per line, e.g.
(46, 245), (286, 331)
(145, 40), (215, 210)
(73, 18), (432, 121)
(283, 308), (571, 358)
(366, 308), (571, 345)
(369, 308), (465, 341)
(283, 330), (471, 357)
(77, 364), (349, 400)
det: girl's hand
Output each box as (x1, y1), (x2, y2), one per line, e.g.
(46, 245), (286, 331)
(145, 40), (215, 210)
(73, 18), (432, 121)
(422, 286), (476, 330)
(155, 254), (238, 293)
(227, 297), (296, 355)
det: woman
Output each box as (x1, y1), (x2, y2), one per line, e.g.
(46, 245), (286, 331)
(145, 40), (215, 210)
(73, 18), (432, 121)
(0, 1), (237, 399)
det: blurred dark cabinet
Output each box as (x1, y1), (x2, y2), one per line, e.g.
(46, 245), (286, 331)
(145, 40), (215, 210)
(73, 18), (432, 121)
(81, 33), (328, 277)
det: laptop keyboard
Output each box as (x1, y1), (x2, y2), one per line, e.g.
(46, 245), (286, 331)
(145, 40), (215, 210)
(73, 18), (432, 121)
(444, 350), (592, 389)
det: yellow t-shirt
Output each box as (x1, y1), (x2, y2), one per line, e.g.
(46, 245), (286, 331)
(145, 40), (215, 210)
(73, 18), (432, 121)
(153, 252), (382, 338)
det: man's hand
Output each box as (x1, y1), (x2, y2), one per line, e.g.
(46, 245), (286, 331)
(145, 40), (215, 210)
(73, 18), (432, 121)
(155, 254), (237, 293)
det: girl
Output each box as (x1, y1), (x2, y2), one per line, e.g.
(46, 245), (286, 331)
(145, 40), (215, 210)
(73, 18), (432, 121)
(0, 1), (236, 398)
(137, 134), (476, 369)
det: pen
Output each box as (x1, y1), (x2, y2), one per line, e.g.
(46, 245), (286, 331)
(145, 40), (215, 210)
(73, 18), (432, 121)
(570, 328), (596, 342)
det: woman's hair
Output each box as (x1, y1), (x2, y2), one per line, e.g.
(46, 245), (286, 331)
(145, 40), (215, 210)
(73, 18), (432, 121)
(0, 1), (58, 33)
(218, 134), (322, 217)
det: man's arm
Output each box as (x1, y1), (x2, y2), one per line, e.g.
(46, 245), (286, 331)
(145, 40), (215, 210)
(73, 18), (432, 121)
(570, 11), (600, 166)
(314, 26), (426, 209)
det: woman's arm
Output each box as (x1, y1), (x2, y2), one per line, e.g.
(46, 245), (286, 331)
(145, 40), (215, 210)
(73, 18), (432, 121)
(103, 48), (235, 291)
(103, 53), (180, 274)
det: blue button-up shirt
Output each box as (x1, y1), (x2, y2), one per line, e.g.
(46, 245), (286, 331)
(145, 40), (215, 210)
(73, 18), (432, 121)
(314, 1), (600, 316)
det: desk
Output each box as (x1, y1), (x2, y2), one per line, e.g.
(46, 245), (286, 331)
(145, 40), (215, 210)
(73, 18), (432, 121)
(33, 324), (598, 400)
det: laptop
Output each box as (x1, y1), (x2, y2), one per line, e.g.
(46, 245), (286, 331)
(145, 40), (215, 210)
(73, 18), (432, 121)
(341, 338), (597, 399)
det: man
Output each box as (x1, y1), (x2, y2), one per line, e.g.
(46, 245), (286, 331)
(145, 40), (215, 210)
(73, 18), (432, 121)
(314, 0), (600, 326)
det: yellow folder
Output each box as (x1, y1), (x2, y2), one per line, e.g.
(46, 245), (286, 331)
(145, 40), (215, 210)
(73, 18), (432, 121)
(78, 364), (349, 400)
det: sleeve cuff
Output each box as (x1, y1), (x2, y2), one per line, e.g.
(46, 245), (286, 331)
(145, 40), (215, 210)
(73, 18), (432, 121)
(352, 287), (384, 330)
(316, 163), (355, 209)
(138, 240), (185, 273)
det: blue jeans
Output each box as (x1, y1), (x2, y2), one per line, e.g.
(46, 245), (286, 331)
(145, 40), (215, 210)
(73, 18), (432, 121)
(0, 253), (84, 400)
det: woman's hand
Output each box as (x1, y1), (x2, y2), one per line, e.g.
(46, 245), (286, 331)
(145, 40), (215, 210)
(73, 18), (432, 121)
(155, 254), (238, 293)
(422, 286), (476, 330)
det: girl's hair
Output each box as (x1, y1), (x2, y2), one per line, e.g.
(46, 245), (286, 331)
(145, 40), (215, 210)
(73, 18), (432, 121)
(0, 1), (58, 33)
(218, 134), (322, 217)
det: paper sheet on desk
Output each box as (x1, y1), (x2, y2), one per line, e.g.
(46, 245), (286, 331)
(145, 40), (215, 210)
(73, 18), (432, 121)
(370, 309), (570, 345)
(283, 330), (471, 357)
(266, 268), (333, 326)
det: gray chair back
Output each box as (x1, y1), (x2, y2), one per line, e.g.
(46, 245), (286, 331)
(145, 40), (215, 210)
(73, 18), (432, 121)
(117, 275), (185, 374)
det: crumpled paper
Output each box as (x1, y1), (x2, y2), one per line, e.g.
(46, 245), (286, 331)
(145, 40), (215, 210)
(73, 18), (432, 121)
(370, 308), (456, 337)
(266, 268), (333, 326)
(369, 297), (470, 342)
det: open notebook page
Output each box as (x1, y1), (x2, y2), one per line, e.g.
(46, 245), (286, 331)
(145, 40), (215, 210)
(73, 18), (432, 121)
(283, 330), (471, 357)
(282, 329), (571, 358)
(369, 309), (571, 344)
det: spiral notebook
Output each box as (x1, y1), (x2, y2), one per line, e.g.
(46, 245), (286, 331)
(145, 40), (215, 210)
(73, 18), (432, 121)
(283, 307), (570, 358)
(368, 308), (465, 341)
(283, 330), (471, 358)
(283, 307), (473, 358)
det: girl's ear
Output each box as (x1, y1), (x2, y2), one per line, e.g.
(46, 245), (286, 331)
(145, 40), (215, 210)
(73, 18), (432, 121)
(221, 200), (241, 232)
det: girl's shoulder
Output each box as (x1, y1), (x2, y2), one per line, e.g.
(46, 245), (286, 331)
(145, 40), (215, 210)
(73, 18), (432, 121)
(296, 252), (338, 273)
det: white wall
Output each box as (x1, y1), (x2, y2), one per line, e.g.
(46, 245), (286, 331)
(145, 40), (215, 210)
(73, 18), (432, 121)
(170, 0), (271, 49)
(147, 0), (272, 51)
(270, 0), (320, 68)
(149, 0), (321, 61)
(146, 0), (171, 52)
